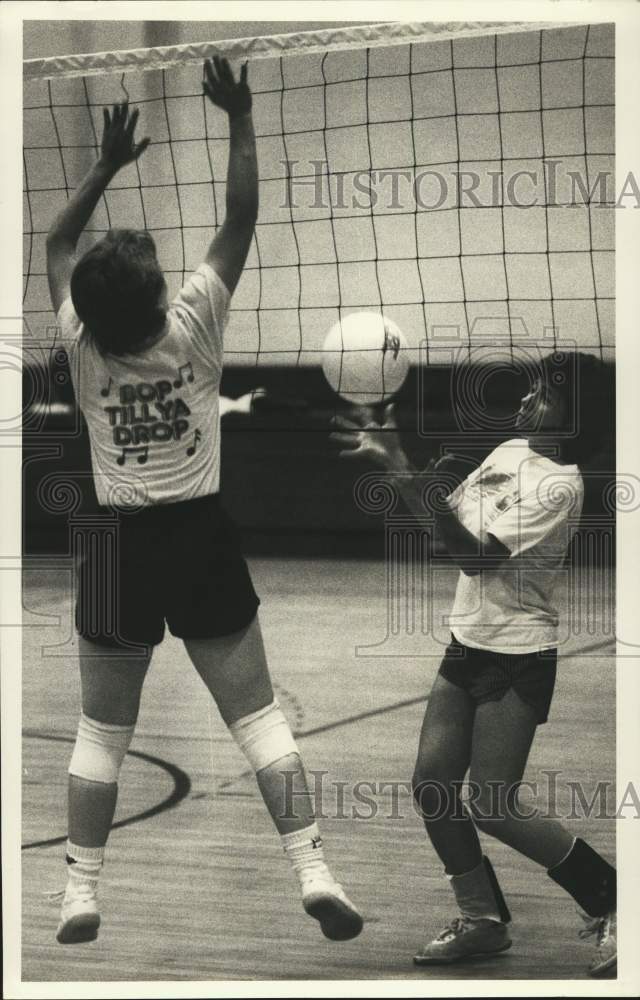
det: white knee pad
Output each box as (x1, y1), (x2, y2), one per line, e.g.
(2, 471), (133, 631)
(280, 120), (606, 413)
(68, 712), (135, 784)
(229, 699), (298, 773)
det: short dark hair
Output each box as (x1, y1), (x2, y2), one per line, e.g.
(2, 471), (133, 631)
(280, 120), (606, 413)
(70, 229), (167, 357)
(539, 351), (613, 465)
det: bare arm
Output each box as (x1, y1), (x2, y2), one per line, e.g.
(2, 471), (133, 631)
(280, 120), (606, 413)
(203, 57), (258, 295)
(46, 161), (115, 314)
(331, 406), (510, 575)
(434, 505), (511, 576)
(330, 405), (434, 518)
(421, 451), (511, 574)
(46, 104), (149, 315)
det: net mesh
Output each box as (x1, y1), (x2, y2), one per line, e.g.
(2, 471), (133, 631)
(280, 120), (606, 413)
(23, 21), (615, 368)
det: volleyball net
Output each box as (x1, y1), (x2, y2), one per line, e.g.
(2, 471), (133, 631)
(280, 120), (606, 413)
(23, 20), (615, 371)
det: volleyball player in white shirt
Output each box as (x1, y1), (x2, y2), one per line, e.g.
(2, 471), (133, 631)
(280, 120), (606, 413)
(46, 57), (362, 947)
(333, 352), (616, 976)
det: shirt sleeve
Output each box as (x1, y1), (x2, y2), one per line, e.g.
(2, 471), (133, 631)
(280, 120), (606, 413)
(171, 262), (230, 370)
(447, 470), (477, 507)
(56, 297), (83, 354)
(488, 474), (583, 557)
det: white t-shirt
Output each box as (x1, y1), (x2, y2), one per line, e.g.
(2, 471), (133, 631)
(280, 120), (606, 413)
(57, 263), (229, 507)
(447, 438), (584, 654)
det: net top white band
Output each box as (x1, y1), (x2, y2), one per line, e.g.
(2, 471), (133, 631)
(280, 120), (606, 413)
(24, 19), (591, 81)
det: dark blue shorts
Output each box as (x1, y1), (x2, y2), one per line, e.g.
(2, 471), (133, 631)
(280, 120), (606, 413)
(75, 493), (260, 651)
(438, 635), (557, 724)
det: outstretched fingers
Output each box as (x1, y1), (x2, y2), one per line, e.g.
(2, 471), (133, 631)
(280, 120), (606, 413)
(124, 106), (139, 140)
(204, 57), (219, 88)
(133, 136), (151, 159)
(330, 414), (365, 432)
(383, 402), (398, 427)
(104, 101), (129, 131)
(214, 54), (235, 86)
(329, 414), (365, 455)
(331, 431), (362, 448)
(100, 99), (149, 165)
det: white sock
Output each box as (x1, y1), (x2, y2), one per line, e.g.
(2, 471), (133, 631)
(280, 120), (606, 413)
(447, 863), (502, 923)
(281, 823), (331, 888)
(66, 840), (104, 887)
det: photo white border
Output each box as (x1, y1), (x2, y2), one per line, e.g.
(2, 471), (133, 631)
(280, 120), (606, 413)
(2, 1), (639, 997)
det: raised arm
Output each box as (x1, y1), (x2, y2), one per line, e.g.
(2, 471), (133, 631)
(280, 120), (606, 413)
(330, 406), (509, 575)
(435, 492), (510, 576)
(203, 56), (258, 295)
(45, 104), (149, 314)
(330, 405), (433, 516)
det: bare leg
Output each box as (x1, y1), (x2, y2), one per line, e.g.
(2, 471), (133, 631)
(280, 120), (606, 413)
(69, 637), (152, 847)
(56, 638), (153, 943)
(184, 617), (314, 833)
(469, 689), (574, 867)
(412, 673), (481, 876)
(184, 616), (363, 939)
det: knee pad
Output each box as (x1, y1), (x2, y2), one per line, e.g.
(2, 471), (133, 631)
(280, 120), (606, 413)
(229, 699), (298, 773)
(68, 712), (135, 784)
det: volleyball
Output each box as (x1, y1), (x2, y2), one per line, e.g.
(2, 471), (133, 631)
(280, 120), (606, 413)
(321, 313), (410, 405)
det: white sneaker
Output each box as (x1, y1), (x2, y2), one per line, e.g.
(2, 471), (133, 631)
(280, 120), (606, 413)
(56, 876), (100, 944)
(414, 916), (511, 965)
(301, 873), (363, 941)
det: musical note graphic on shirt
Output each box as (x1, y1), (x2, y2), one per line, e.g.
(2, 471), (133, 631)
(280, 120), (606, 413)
(116, 445), (149, 466)
(100, 377), (114, 398)
(173, 362), (194, 389)
(186, 428), (202, 457)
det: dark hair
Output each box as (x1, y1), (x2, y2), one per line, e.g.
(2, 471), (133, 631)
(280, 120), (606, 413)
(70, 229), (167, 357)
(539, 351), (613, 466)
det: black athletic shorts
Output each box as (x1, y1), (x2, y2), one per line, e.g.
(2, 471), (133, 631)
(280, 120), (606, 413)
(438, 635), (557, 724)
(75, 493), (260, 650)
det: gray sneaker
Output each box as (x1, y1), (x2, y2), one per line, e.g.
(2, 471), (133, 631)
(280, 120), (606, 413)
(580, 911), (617, 977)
(414, 916), (511, 965)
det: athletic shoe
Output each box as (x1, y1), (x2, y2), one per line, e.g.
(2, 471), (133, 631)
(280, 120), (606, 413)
(301, 874), (363, 941)
(580, 911), (617, 977)
(414, 916), (511, 965)
(55, 876), (100, 944)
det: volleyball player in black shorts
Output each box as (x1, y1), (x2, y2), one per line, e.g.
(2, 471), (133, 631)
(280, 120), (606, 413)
(46, 56), (362, 946)
(332, 353), (616, 976)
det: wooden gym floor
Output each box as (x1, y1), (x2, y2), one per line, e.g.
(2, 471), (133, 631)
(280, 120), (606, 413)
(21, 555), (615, 982)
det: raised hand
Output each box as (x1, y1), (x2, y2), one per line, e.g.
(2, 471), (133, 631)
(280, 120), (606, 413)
(99, 103), (150, 173)
(203, 56), (252, 119)
(330, 403), (410, 471)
